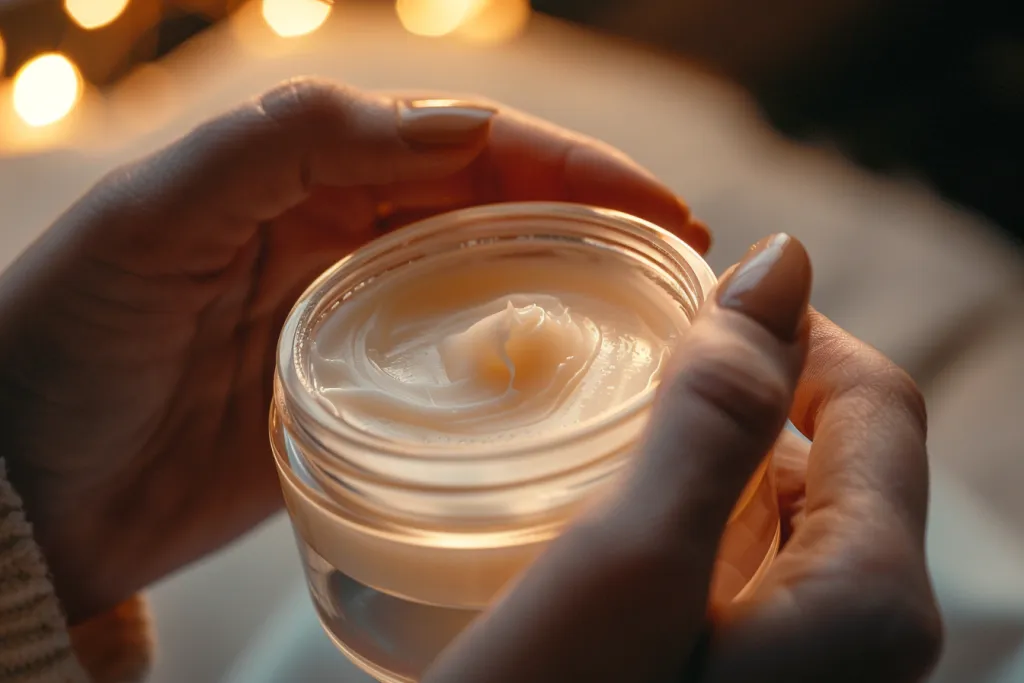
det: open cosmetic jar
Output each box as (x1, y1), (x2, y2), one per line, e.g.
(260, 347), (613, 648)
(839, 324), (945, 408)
(271, 202), (781, 682)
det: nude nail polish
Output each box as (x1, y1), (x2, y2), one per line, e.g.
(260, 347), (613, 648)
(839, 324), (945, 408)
(716, 233), (812, 342)
(398, 99), (497, 147)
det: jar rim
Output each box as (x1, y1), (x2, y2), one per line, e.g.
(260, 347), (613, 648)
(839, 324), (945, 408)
(275, 201), (716, 465)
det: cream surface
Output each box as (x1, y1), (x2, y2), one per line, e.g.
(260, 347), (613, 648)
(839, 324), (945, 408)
(309, 248), (688, 444)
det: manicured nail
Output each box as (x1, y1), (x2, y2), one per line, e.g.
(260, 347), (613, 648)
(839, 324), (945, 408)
(715, 233), (811, 342)
(397, 99), (497, 148)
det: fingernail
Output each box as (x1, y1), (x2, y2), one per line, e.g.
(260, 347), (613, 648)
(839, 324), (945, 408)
(398, 99), (497, 148)
(715, 233), (811, 342)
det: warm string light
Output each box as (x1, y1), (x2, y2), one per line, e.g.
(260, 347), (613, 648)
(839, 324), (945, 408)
(396, 0), (481, 37)
(12, 53), (83, 128)
(3, 0), (527, 136)
(395, 0), (530, 42)
(262, 0), (333, 38)
(455, 0), (530, 44)
(64, 0), (131, 30)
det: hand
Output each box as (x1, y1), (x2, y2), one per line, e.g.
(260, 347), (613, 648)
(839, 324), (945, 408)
(426, 234), (942, 683)
(0, 79), (708, 623)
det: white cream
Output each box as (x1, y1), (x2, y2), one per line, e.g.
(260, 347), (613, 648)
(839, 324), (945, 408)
(309, 249), (688, 444)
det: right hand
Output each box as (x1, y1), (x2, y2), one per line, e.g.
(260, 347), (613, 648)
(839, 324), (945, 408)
(426, 234), (942, 683)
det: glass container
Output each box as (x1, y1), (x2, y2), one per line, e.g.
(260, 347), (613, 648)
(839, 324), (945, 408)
(271, 202), (780, 682)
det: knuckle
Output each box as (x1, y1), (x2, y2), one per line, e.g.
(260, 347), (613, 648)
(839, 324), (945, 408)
(874, 363), (928, 434)
(815, 332), (928, 436)
(91, 163), (145, 210)
(82, 159), (166, 232)
(854, 352), (929, 436)
(257, 78), (352, 127)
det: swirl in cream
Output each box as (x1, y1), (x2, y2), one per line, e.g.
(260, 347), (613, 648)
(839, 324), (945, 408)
(310, 248), (688, 444)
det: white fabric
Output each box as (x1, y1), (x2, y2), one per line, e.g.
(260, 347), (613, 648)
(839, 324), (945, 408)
(0, 4), (1021, 681)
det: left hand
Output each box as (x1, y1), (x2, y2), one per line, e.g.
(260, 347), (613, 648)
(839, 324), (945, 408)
(0, 78), (708, 623)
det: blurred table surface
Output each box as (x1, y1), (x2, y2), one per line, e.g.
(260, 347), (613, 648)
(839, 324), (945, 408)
(2, 3), (1024, 682)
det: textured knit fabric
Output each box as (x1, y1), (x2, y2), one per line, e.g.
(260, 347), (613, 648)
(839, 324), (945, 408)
(0, 459), (151, 683)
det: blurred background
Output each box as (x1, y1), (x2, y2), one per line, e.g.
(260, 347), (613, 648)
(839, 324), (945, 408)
(0, 1), (1023, 682)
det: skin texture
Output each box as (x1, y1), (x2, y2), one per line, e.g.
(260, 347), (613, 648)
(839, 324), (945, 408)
(425, 237), (942, 683)
(0, 78), (707, 624)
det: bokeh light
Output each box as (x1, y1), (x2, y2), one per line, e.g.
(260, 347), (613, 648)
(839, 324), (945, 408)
(13, 53), (83, 128)
(64, 0), (131, 30)
(456, 0), (530, 44)
(396, 0), (483, 38)
(262, 0), (333, 38)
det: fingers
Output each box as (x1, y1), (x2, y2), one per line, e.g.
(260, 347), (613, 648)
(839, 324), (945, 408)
(293, 96), (709, 249)
(424, 235), (811, 683)
(155, 84), (497, 220)
(74, 79), (706, 276)
(77, 82), (495, 271)
(480, 106), (709, 250)
(769, 428), (812, 539)
(628, 234), (810, 542)
(695, 310), (942, 683)
(792, 309), (930, 543)
(372, 90), (709, 250)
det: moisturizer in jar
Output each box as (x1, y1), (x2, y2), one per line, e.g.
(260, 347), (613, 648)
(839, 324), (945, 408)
(312, 254), (677, 447)
(271, 203), (780, 682)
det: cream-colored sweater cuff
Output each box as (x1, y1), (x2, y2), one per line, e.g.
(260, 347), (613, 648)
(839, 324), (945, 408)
(0, 459), (152, 683)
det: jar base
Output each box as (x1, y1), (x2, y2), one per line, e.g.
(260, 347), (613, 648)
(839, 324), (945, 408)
(297, 520), (780, 682)
(318, 619), (415, 683)
(299, 535), (478, 682)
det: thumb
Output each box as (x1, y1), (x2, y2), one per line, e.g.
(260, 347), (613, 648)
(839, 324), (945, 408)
(620, 232), (811, 571)
(425, 234), (812, 683)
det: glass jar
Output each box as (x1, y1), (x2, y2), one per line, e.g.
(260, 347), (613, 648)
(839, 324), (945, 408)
(271, 202), (780, 682)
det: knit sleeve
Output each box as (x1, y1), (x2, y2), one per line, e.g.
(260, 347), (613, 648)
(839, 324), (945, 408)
(0, 459), (152, 683)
